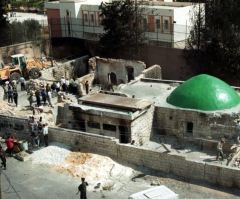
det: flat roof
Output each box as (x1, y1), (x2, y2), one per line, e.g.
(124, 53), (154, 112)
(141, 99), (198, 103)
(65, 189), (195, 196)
(79, 93), (152, 111)
(117, 79), (240, 114)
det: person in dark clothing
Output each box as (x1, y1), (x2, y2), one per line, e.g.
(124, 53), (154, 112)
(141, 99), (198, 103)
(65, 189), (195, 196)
(46, 83), (51, 92)
(7, 85), (13, 103)
(41, 89), (47, 105)
(62, 83), (67, 92)
(42, 123), (48, 147)
(35, 90), (41, 107)
(0, 145), (6, 170)
(216, 138), (225, 161)
(28, 91), (34, 107)
(77, 178), (88, 199)
(13, 89), (18, 106)
(85, 81), (89, 95)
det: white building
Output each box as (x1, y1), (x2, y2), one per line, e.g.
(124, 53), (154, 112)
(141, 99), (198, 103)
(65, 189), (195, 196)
(45, 0), (201, 48)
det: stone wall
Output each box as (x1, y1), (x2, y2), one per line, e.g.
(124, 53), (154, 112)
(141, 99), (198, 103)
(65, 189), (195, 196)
(0, 41), (42, 65)
(0, 115), (240, 188)
(141, 65), (162, 79)
(40, 55), (89, 81)
(53, 56), (88, 80)
(131, 105), (154, 145)
(48, 127), (240, 188)
(0, 115), (29, 139)
(89, 57), (146, 86)
(60, 104), (154, 145)
(153, 106), (239, 141)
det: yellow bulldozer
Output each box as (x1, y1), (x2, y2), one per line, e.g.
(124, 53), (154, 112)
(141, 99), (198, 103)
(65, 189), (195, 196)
(0, 54), (52, 82)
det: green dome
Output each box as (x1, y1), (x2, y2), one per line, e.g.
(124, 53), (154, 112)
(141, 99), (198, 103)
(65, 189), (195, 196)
(167, 74), (240, 111)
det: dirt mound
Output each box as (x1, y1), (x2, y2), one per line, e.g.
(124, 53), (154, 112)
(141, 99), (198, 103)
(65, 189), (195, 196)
(65, 152), (92, 165)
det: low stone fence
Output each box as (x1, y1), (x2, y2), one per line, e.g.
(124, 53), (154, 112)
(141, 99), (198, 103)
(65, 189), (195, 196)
(0, 115), (240, 188)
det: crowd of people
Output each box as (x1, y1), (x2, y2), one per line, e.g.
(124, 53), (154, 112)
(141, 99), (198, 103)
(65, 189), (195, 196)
(3, 80), (19, 107)
(28, 116), (49, 148)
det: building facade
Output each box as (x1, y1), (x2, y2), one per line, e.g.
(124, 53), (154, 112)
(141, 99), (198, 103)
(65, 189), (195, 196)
(45, 0), (200, 48)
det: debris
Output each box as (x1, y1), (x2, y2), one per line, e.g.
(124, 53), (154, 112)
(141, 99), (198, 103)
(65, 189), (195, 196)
(30, 144), (134, 190)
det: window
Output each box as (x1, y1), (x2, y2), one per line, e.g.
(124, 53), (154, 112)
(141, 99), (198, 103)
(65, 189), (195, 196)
(143, 18), (147, 31)
(84, 13), (88, 23)
(186, 122), (193, 134)
(164, 19), (169, 30)
(90, 14), (94, 24)
(103, 124), (116, 131)
(156, 19), (160, 30)
(87, 121), (100, 129)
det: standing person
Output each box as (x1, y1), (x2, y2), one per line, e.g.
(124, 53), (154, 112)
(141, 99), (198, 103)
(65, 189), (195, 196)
(7, 84), (13, 103)
(46, 90), (53, 107)
(60, 76), (65, 85)
(51, 82), (56, 96)
(0, 145), (6, 170)
(77, 178), (88, 199)
(19, 76), (26, 91)
(28, 90), (34, 107)
(65, 78), (69, 93)
(56, 82), (60, 93)
(85, 81), (89, 95)
(35, 90), (41, 107)
(42, 123), (49, 147)
(13, 89), (18, 107)
(41, 88), (47, 105)
(216, 138), (225, 161)
(46, 83), (51, 92)
(32, 122), (40, 147)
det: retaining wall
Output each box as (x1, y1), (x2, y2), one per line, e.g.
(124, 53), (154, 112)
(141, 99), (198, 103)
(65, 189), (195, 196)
(0, 115), (240, 188)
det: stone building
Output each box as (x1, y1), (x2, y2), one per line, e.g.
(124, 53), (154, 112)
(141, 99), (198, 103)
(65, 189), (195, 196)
(89, 57), (147, 87)
(60, 93), (154, 145)
(119, 74), (240, 141)
(57, 67), (240, 146)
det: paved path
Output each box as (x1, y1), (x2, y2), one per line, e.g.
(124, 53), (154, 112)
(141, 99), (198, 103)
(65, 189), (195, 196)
(1, 150), (240, 199)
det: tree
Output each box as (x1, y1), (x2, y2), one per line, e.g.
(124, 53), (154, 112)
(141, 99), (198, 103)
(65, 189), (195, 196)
(0, 0), (10, 46)
(99, 0), (144, 59)
(10, 19), (41, 44)
(186, 0), (240, 81)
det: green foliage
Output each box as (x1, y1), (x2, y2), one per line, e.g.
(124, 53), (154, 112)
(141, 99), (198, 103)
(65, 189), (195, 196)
(0, 0), (10, 46)
(10, 19), (41, 43)
(186, 1), (240, 79)
(99, 0), (144, 59)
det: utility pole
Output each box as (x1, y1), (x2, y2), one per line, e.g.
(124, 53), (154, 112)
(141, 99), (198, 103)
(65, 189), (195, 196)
(135, 0), (138, 58)
(0, 169), (2, 199)
(48, 18), (53, 67)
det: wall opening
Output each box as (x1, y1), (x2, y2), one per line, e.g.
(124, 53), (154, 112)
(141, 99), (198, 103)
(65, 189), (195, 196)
(109, 72), (117, 85)
(87, 121), (100, 129)
(103, 124), (116, 131)
(126, 66), (134, 82)
(78, 119), (86, 131)
(186, 122), (193, 134)
(119, 125), (130, 143)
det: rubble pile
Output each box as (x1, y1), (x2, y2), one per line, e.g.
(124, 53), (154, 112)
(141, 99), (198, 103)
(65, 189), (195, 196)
(31, 144), (134, 190)
(0, 101), (16, 115)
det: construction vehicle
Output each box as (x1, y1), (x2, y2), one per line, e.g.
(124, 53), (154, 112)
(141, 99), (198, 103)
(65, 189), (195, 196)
(0, 54), (52, 82)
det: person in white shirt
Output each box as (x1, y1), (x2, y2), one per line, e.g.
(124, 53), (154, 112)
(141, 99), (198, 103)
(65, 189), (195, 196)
(60, 76), (66, 86)
(47, 90), (53, 107)
(56, 82), (60, 92)
(42, 123), (49, 147)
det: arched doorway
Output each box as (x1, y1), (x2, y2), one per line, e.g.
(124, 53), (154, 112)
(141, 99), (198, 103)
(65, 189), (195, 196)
(109, 72), (117, 85)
